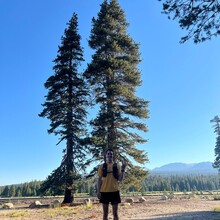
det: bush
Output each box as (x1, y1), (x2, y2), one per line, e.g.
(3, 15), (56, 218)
(214, 195), (220, 200)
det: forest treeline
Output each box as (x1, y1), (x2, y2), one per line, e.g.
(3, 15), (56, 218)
(142, 174), (219, 192)
(0, 174), (219, 198)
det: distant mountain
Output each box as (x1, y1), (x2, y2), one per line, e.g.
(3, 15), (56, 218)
(150, 162), (218, 175)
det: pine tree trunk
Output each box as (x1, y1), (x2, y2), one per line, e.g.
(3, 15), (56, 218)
(63, 186), (74, 204)
(63, 137), (74, 204)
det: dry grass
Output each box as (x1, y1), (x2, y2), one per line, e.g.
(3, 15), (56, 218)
(214, 207), (220, 212)
(4, 210), (27, 218)
(0, 203), (99, 220)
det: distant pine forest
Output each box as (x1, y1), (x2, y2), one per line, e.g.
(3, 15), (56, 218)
(0, 174), (219, 197)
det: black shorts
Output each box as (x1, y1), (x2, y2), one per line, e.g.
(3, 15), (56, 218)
(100, 191), (121, 205)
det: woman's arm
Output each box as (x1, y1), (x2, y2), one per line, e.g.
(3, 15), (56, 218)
(118, 160), (126, 182)
(118, 170), (125, 182)
(97, 176), (102, 199)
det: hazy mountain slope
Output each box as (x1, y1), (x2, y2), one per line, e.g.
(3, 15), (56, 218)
(150, 162), (218, 175)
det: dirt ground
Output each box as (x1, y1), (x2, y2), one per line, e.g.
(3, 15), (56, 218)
(0, 196), (220, 220)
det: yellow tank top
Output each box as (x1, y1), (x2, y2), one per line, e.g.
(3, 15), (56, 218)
(98, 162), (121, 192)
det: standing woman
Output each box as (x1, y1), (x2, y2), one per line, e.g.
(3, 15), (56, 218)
(97, 148), (126, 220)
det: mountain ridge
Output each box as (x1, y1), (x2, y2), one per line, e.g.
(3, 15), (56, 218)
(150, 161), (218, 175)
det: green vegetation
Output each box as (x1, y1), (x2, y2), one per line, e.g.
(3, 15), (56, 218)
(0, 175), (219, 197)
(143, 175), (219, 192)
(0, 181), (41, 197)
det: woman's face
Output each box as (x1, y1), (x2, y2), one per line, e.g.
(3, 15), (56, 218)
(106, 150), (114, 162)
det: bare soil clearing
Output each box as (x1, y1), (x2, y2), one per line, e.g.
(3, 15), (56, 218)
(0, 196), (219, 220)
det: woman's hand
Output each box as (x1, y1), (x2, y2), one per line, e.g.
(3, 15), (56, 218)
(97, 192), (101, 199)
(121, 160), (127, 171)
(118, 160), (127, 181)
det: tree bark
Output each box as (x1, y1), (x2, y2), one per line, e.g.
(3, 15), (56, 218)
(63, 186), (74, 204)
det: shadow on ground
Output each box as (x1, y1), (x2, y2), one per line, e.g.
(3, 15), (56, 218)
(130, 210), (220, 220)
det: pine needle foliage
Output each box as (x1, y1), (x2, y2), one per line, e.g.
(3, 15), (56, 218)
(121, 166), (148, 192)
(159, 0), (220, 43)
(85, 0), (149, 175)
(39, 13), (89, 203)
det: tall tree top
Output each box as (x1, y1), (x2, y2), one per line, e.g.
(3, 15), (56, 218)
(85, 0), (149, 168)
(89, 0), (129, 49)
(211, 115), (220, 136)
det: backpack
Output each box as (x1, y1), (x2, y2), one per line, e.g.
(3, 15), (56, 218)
(102, 162), (119, 180)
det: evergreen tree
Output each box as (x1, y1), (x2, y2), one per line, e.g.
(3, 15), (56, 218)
(159, 0), (220, 43)
(39, 13), (89, 203)
(9, 185), (15, 197)
(15, 186), (22, 197)
(21, 183), (27, 197)
(85, 0), (149, 178)
(211, 116), (220, 174)
(121, 166), (148, 192)
(186, 182), (191, 192)
(1, 186), (9, 197)
(26, 185), (32, 196)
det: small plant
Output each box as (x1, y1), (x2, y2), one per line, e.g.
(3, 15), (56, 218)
(1, 203), (13, 209)
(214, 207), (220, 212)
(85, 199), (93, 209)
(214, 195), (220, 200)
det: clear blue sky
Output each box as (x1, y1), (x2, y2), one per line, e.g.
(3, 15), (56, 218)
(1, 0), (219, 186)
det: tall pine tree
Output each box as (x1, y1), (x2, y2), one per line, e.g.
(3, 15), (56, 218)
(39, 13), (89, 203)
(85, 0), (149, 179)
(211, 116), (220, 174)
